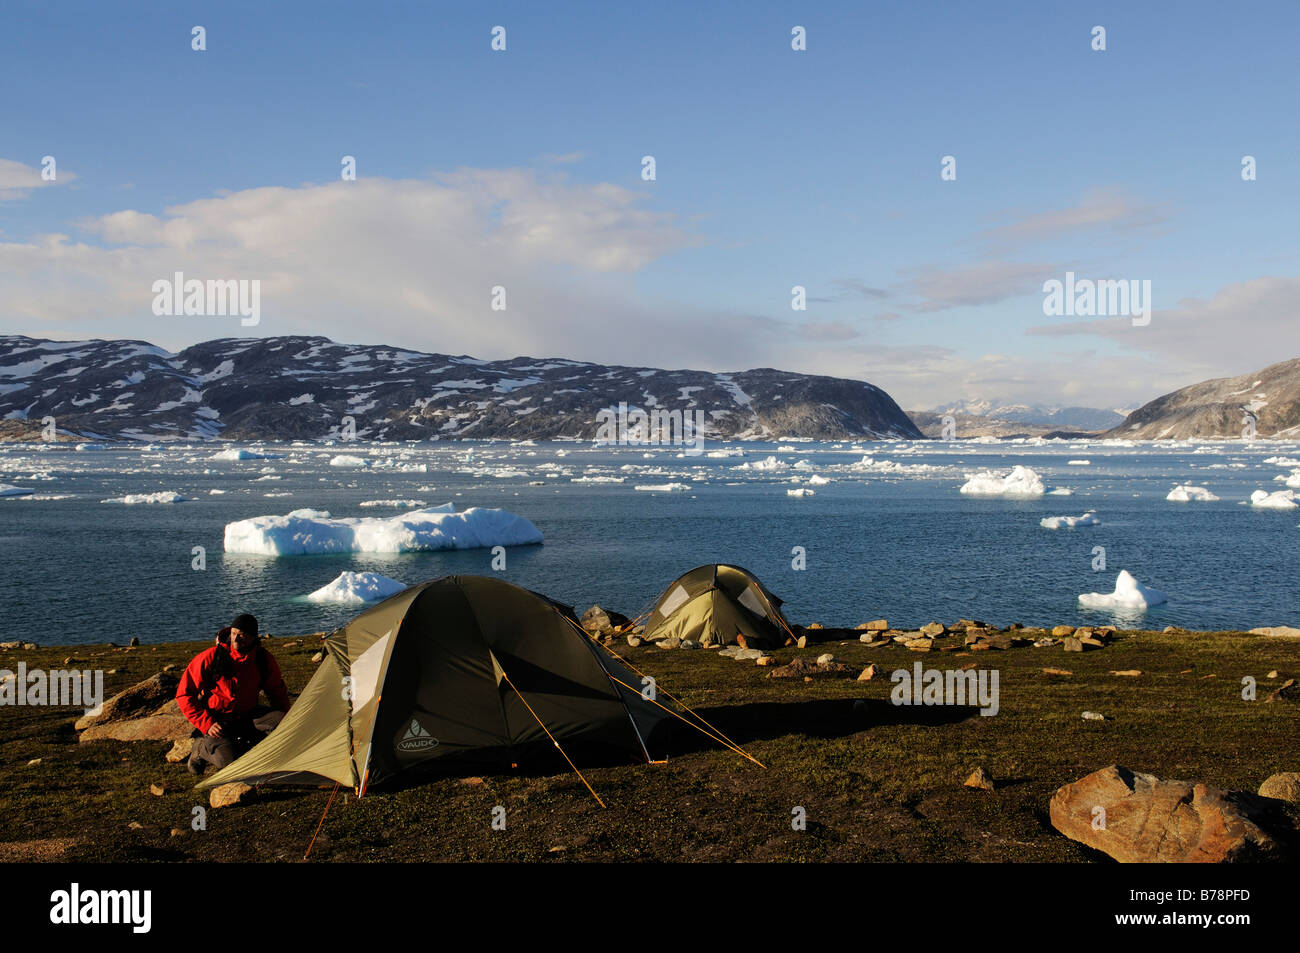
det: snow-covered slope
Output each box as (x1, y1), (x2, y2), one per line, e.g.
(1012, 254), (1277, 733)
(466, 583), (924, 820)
(0, 335), (924, 442)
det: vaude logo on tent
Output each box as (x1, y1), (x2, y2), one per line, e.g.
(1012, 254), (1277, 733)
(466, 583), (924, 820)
(396, 717), (440, 752)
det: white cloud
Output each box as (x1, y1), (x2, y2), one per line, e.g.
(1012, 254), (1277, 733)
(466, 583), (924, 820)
(0, 158), (76, 200)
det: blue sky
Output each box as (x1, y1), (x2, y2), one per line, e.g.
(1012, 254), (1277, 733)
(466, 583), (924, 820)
(3, 0), (1298, 409)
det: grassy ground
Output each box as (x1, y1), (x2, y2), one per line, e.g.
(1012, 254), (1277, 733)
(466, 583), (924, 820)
(0, 629), (1296, 862)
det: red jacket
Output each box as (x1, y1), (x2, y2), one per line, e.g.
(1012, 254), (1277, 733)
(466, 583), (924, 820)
(176, 642), (291, 734)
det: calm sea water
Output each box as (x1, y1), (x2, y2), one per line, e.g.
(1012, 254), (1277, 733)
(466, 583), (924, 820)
(3, 438), (1299, 646)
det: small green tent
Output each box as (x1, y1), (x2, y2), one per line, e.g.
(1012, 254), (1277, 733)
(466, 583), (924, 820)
(198, 575), (671, 795)
(642, 564), (793, 649)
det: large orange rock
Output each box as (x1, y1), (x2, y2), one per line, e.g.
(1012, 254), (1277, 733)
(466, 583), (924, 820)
(1049, 765), (1293, 862)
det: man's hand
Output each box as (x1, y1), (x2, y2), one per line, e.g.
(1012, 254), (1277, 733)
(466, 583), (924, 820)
(206, 723), (224, 738)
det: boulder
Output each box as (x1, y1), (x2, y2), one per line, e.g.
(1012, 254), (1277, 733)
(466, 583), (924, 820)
(79, 698), (193, 744)
(1249, 626), (1300, 639)
(905, 639), (933, 652)
(658, 637), (681, 650)
(209, 782), (254, 809)
(1052, 625), (1076, 638)
(756, 656), (776, 667)
(626, 636), (643, 648)
(1063, 638), (1085, 653)
(1050, 765), (1295, 862)
(920, 622), (945, 638)
(75, 672), (178, 730)
(857, 619), (890, 631)
(1258, 773), (1300, 804)
(1082, 711), (1105, 721)
(581, 605), (630, 634)
(816, 653), (835, 665)
(964, 767), (995, 791)
(858, 664), (882, 681)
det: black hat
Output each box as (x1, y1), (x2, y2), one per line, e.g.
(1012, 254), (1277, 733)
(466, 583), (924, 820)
(230, 613), (259, 638)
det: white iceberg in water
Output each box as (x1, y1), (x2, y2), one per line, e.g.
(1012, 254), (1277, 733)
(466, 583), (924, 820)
(634, 483), (690, 492)
(787, 487), (815, 497)
(1249, 489), (1298, 510)
(212, 448), (284, 461)
(223, 502), (543, 555)
(101, 491), (189, 504)
(0, 484), (34, 498)
(1078, 570), (1167, 610)
(328, 454), (369, 468)
(1166, 485), (1218, 502)
(305, 571), (407, 604)
(959, 465), (1045, 498)
(1040, 511), (1101, 529)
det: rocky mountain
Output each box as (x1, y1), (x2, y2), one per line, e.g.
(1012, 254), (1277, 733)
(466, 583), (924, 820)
(927, 400), (1125, 432)
(1103, 358), (1300, 440)
(0, 334), (924, 442)
(907, 410), (1096, 440)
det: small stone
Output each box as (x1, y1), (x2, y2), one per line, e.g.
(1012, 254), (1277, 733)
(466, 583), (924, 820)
(63, 656), (75, 666)
(1052, 625), (1075, 637)
(807, 622), (823, 630)
(22, 642), (38, 651)
(150, 782), (166, 797)
(1042, 668), (1073, 676)
(129, 637), (140, 647)
(127, 821), (144, 830)
(626, 636), (642, 648)
(1110, 670), (1142, 677)
(169, 828), (185, 838)
(1257, 773), (1300, 803)
(106, 668), (119, 675)
(162, 664), (177, 673)
(959, 662), (978, 671)
(165, 738), (194, 763)
(892, 634), (913, 643)
(1267, 670), (1279, 679)
(1033, 638), (1059, 648)
(1082, 711), (1106, 721)
(27, 758), (41, 766)
(680, 639), (699, 650)
(659, 637), (681, 650)
(1063, 638), (1084, 653)
(796, 636), (808, 649)
(756, 656), (776, 667)
(311, 652), (324, 663)
(209, 782), (254, 809)
(816, 653), (835, 665)
(858, 619), (889, 631)
(905, 639), (933, 652)
(460, 776), (485, 786)
(803, 676), (812, 682)
(858, 664), (881, 681)
(964, 767), (995, 791)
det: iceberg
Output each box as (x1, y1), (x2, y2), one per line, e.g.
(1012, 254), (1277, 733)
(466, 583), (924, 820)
(223, 503), (543, 555)
(101, 491), (189, 504)
(959, 466), (1045, 498)
(0, 484), (33, 498)
(212, 448), (285, 461)
(787, 487), (815, 497)
(1040, 511), (1101, 529)
(305, 571), (407, 604)
(328, 454), (369, 468)
(1166, 485), (1218, 502)
(634, 483), (690, 492)
(1078, 570), (1167, 610)
(1249, 489), (1298, 510)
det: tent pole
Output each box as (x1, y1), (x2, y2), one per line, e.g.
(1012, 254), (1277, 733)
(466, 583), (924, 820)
(498, 667), (606, 808)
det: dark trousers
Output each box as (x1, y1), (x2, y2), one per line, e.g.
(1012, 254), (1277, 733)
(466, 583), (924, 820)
(188, 705), (280, 772)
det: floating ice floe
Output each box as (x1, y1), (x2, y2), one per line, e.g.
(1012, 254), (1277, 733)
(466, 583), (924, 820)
(328, 454), (369, 468)
(1078, 570), (1168, 610)
(959, 465), (1045, 498)
(1249, 489), (1298, 510)
(0, 484), (33, 497)
(359, 499), (426, 508)
(101, 491), (189, 504)
(305, 571), (407, 604)
(1166, 485), (1219, 502)
(807, 474), (830, 485)
(1067, 460), (1091, 466)
(1047, 487), (1074, 496)
(634, 483), (690, 492)
(212, 448), (285, 461)
(787, 488), (815, 497)
(1274, 471), (1300, 488)
(1040, 511), (1101, 529)
(223, 503), (543, 555)
(7, 493), (74, 501)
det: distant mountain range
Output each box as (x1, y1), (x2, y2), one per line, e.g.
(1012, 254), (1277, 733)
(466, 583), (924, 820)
(926, 401), (1127, 431)
(0, 334), (923, 442)
(1102, 357), (1300, 440)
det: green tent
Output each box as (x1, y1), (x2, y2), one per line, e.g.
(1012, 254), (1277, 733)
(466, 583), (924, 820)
(198, 575), (671, 795)
(642, 564), (793, 650)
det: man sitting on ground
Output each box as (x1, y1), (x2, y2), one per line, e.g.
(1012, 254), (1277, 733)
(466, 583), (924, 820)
(177, 613), (291, 776)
